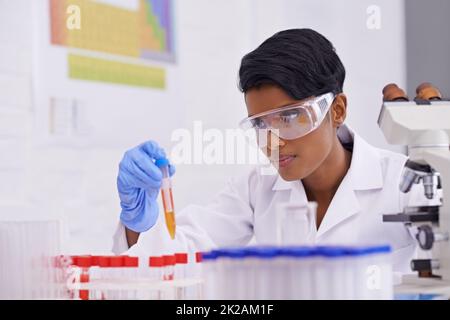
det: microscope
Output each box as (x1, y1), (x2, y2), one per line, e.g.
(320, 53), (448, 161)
(378, 83), (450, 294)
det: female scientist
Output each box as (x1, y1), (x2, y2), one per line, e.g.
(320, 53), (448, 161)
(113, 29), (415, 273)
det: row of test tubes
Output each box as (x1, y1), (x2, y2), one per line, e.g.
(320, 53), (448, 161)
(1, 223), (394, 301)
(202, 245), (393, 300)
(65, 252), (204, 300)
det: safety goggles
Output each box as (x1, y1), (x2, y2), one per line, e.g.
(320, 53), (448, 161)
(239, 92), (335, 140)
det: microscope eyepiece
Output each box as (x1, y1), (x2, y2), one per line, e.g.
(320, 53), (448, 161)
(415, 82), (442, 101)
(382, 83), (409, 102)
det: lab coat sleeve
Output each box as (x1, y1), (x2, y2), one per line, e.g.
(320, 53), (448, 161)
(174, 171), (255, 251)
(112, 168), (256, 255)
(112, 222), (129, 255)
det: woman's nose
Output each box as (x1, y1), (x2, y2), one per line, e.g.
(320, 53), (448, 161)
(267, 130), (286, 151)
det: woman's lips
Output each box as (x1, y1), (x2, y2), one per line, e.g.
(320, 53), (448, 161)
(277, 155), (296, 168)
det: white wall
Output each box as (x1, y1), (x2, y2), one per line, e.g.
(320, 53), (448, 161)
(0, 0), (34, 212)
(0, 0), (407, 254)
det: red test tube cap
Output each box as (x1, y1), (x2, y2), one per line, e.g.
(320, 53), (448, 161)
(124, 256), (139, 267)
(110, 256), (124, 267)
(175, 253), (188, 264)
(76, 256), (92, 268)
(70, 255), (78, 266)
(91, 256), (100, 266)
(98, 256), (110, 267)
(149, 256), (164, 267)
(163, 255), (176, 266)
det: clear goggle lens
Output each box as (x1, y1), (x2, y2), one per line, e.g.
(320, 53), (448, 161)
(239, 92), (335, 141)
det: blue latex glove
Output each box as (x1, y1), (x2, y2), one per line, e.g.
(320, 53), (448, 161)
(117, 141), (175, 232)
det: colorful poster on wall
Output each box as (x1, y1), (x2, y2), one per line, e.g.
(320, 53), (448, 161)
(49, 0), (175, 89)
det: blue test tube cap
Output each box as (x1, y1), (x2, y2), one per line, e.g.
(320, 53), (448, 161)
(328, 244), (392, 257)
(244, 246), (280, 259)
(342, 246), (368, 256)
(278, 246), (317, 258)
(363, 244), (392, 255)
(316, 246), (347, 258)
(220, 248), (247, 259)
(155, 157), (169, 168)
(202, 251), (218, 261)
(210, 248), (226, 258)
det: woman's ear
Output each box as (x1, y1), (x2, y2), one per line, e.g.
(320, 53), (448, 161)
(331, 93), (347, 128)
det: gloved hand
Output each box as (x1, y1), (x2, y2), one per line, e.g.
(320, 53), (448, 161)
(117, 140), (175, 232)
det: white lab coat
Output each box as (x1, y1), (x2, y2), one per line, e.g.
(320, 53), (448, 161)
(113, 125), (416, 274)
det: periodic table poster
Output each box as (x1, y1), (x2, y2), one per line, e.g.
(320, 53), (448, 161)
(49, 0), (175, 89)
(31, 0), (182, 148)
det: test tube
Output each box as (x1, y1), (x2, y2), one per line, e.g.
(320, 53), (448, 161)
(124, 256), (139, 299)
(163, 255), (176, 300)
(188, 252), (204, 300)
(364, 245), (393, 300)
(223, 249), (247, 300)
(163, 255), (176, 281)
(51, 256), (63, 299)
(148, 256), (164, 299)
(194, 251), (203, 278)
(201, 252), (219, 300)
(75, 256), (91, 300)
(212, 249), (226, 299)
(356, 246), (381, 300)
(174, 253), (188, 279)
(276, 203), (312, 245)
(319, 247), (347, 300)
(246, 247), (279, 300)
(68, 255), (79, 299)
(174, 253), (188, 299)
(155, 157), (176, 239)
(89, 256), (100, 300)
(108, 256), (124, 299)
(241, 248), (258, 300)
(340, 247), (356, 300)
(279, 246), (314, 300)
(124, 256), (139, 277)
(97, 256), (110, 300)
(378, 246), (393, 300)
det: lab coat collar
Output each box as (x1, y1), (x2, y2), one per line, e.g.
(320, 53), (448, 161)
(271, 124), (384, 239)
(339, 125), (384, 190)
